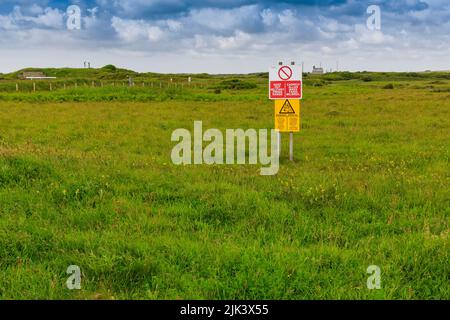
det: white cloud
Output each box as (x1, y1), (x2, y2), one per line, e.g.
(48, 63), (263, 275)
(354, 24), (395, 44)
(190, 30), (252, 51)
(189, 5), (259, 32)
(260, 8), (276, 26)
(166, 19), (182, 31)
(28, 4), (44, 15)
(343, 38), (359, 50)
(0, 14), (17, 30)
(215, 30), (251, 49)
(111, 17), (147, 42)
(111, 17), (164, 42)
(12, 6), (64, 28)
(278, 9), (296, 27)
(147, 26), (163, 41)
(194, 34), (207, 49)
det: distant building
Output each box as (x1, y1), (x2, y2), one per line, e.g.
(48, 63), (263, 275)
(18, 71), (56, 80)
(19, 71), (45, 79)
(312, 66), (324, 74)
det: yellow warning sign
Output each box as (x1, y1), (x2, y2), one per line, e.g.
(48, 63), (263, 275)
(274, 99), (300, 132)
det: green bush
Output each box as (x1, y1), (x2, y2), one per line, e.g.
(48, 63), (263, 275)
(102, 64), (117, 71)
(215, 79), (257, 90)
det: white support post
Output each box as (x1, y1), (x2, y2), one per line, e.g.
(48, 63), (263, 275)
(278, 132), (281, 158)
(289, 132), (293, 161)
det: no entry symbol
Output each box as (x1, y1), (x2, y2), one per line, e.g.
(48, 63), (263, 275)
(278, 66), (292, 80)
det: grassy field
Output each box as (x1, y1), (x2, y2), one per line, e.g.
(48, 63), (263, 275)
(0, 70), (448, 299)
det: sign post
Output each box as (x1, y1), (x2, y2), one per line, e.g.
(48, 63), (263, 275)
(289, 132), (293, 161)
(269, 61), (302, 161)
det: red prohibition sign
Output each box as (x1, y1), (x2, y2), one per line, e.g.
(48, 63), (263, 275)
(278, 66), (292, 80)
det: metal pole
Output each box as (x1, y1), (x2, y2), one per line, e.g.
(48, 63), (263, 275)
(278, 132), (281, 158)
(289, 132), (293, 161)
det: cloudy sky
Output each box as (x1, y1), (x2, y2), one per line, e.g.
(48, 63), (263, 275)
(0, 0), (449, 73)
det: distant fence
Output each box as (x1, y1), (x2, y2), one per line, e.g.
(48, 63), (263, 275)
(0, 80), (212, 93)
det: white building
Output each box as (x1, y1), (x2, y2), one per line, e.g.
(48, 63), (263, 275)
(312, 66), (324, 74)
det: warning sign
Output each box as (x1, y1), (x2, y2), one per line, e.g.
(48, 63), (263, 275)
(279, 100), (296, 114)
(274, 99), (300, 132)
(269, 65), (302, 100)
(278, 66), (293, 80)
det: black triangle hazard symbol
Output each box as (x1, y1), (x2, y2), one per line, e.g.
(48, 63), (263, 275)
(279, 100), (295, 114)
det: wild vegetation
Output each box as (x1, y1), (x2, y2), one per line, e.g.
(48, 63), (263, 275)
(0, 67), (448, 299)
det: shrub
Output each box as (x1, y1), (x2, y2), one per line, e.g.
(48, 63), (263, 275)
(102, 65), (117, 71)
(215, 79), (257, 90)
(383, 83), (394, 89)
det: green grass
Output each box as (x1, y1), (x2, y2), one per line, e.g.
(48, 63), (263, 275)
(0, 73), (448, 299)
